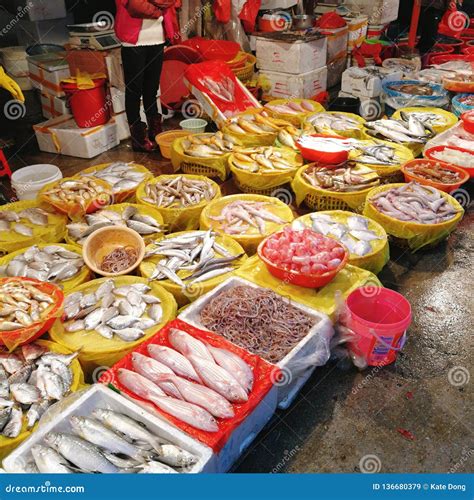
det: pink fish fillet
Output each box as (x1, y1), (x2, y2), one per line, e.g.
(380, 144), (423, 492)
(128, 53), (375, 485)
(168, 328), (214, 362)
(206, 344), (254, 393)
(131, 353), (183, 400)
(147, 344), (201, 383)
(187, 354), (249, 403)
(117, 369), (166, 402)
(155, 373), (235, 419)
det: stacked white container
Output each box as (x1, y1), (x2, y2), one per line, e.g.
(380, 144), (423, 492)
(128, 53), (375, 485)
(0, 46), (32, 91)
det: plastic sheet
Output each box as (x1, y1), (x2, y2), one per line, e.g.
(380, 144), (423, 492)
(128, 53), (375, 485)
(363, 183), (464, 251)
(294, 211), (389, 275)
(199, 194), (295, 255)
(0, 339), (86, 461)
(101, 318), (276, 452)
(0, 244), (91, 292)
(0, 200), (67, 255)
(382, 80), (450, 111)
(139, 231), (247, 307)
(235, 255), (382, 320)
(49, 276), (178, 377)
(136, 175), (222, 232)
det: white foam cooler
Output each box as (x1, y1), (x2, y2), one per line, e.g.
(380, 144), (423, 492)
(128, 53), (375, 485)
(179, 277), (334, 410)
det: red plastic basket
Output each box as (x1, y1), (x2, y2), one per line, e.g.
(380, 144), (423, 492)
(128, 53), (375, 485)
(429, 53), (474, 65)
(424, 145), (474, 179)
(296, 134), (350, 164)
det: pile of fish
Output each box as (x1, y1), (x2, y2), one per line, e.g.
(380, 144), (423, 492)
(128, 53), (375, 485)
(62, 281), (163, 342)
(181, 131), (241, 158)
(370, 181), (460, 224)
(142, 177), (216, 208)
(0, 245), (84, 283)
(386, 81), (434, 96)
(0, 280), (56, 331)
(277, 125), (306, 150)
(41, 178), (111, 210)
(456, 94), (474, 106)
(306, 112), (362, 132)
(0, 207), (50, 238)
(399, 110), (447, 128)
(208, 200), (288, 235)
(302, 164), (379, 192)
(364, 115), (435, 144)
(198, 76), (234, 103)
(24, 408), (198, 473)
(353, 143), (400, 166)
(432, 148), (474, 169)
(405, 161), (463, 184)
(225, 112), (289, 136)
(439, 126), (474, 152)
(265, 99), (315, 115)
(145, 231), (243, 288)
(118, 327), (254, 432)
(0, 343), (78, 438)
(82, 163), (148, 194)
(300, 213), (383, 257)
(67, 206), (164, 245)
(383, 60), (418, 75)
(232, 146), (299, 173)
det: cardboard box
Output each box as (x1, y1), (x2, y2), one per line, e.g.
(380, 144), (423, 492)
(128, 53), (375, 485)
(66, 49), (109, 77)
(110, 86), (126, 115)
(105, 49), (125, 89)
(13, 0), (66, 22)
(27, 52), (70, 97)
(40, 91), (69, 118)
(34, 115), (119, 158)
(111, 112), (130, 141)
(16, 14), (73, 47)
(256, 35), (327, 74)
(260, 66), (327, 100)
(318, 26), (348, 62)
(343, 0), (400, 25)
(341, 65), (403, 98)
(345, 15), (369, 51)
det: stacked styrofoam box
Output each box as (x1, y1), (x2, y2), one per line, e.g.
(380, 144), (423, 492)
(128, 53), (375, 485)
(342, 0), (400, 25)
(3, 385), (215, 473)
(256, 35), (328, 99)
(317, 26), (348, 88)
(179, 277), (334, 410)
(27, 52), (70, 97)
(0, 46), (32, 91)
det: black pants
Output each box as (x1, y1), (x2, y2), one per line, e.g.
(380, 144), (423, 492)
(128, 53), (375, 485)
(121, 44), (165, 127)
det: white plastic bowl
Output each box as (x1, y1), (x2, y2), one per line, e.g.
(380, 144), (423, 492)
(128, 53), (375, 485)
(180, 118), (207, 134)
(11, 164), (62, 200)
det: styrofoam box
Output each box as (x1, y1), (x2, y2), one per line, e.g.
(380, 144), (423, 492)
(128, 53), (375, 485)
(106, 50), (125, 90)
(343, 0), (400, 25)
(3, 385), (214, 474)
(341, 65), (403, 98)
(40, 91), (69, 119)
(423, 122), (474, 155)
(34, 115), (119, 158)
(179, 277), (334, 410)
(260, 65), (327, 101)
(111, 112), (131, 141)
(28, 53), (70, 97)
(318, 26), (348, 63)
(110, 86), (126, 115)
(256, 36), (327, 74)
(14, 0), (66, 22)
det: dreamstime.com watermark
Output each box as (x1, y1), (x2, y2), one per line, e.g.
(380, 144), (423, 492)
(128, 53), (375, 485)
(271, 446), (300, 473)
(352, 365), (384, 395)
(1, 3), (31, 36)
(449, 448), (474, 473)
(4, 481), (85, 494)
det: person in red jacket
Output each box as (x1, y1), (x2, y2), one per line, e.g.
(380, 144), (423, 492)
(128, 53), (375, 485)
(115, 0), (174, 152)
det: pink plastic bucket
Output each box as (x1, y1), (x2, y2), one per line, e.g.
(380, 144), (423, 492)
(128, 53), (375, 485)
(346, 287), (412, 366)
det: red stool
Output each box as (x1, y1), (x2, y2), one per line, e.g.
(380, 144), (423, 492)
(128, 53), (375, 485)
(0, 150), (12, 179)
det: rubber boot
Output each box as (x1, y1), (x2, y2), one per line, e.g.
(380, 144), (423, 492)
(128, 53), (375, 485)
(147, 114), (162, 142)
(130, 122), (155, 152)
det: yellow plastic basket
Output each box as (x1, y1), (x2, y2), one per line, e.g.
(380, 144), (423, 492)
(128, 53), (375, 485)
(295, 211), (389, 275)
(232, 53), (257, 82)
(136, 174), (221, 232)
(363, 183), (464, 251)
(78, 162), (152, 203)
(0, 339), (85, 461)
(170, 133), (231, 181)
(291, 165), (380, 213)
(265, 98), (325, 126)
(139, 231), (247, 307)
(391, 107), (458, 134)
(0, 243), (91, 291)
(304, 111), (366, 138)
(200, 193), (295, 255)
(49, 276), (177, 377)
(0, 200), (67, 255)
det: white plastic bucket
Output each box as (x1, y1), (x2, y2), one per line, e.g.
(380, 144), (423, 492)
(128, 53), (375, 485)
(180, 118), (207, 134)
(11, 164), (62, 201)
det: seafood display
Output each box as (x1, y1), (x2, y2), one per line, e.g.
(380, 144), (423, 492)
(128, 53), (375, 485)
(198, 76), (234, 103)
(456, 94), (474, 106)
(404, 161), (463, 184)
(180, 132), (241, 158)
(141, 177), (216, 208)
(199, 285), (316, 364)
(430, 148), (474, 168)
(82, 163), (148, 194)
(386, 82), (434, 96)
(224, 112), (289, 136)
(364, 115), (435, 144)
(352, 143), (400, 166)
(67, 205), (164, 245)
(0, 207), (51, 238)
(398, 110), (448, 128)
(302, 164), (380, 192)
(62, 281), (163, 342)
(100, 247), (139, 274)
(261, 227), (346, 275)
(0, 280), (57, 331)
(0, 343), (78, 437)
(306, 112), (363, 133)
(297, 135), (352, 153)
(277, 126), (307, 150)
(117, 327), (254, 431)
(265, 99), (317, 115)
(143, 231), (244, 289)
(207, 200), (288, 235)
(25, 408), (197, 473)
(0, 245), (84, 283)
(369, 182), (460, 224)
(231, 146), (301, 173)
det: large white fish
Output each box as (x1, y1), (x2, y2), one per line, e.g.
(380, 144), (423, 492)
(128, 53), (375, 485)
(147, 345), (201, 383)
(168, 328), (213, 361)
(117, 369), (166, 402)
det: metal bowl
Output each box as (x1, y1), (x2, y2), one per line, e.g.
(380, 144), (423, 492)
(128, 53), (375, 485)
(291, 15), (314, 30)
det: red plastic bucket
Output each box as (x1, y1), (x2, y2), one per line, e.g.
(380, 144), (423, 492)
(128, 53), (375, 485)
(61, 78), (110, 128)
(346, 287), (412, 366)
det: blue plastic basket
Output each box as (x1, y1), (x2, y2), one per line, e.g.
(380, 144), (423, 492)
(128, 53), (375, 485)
(452, 93), (474, 117)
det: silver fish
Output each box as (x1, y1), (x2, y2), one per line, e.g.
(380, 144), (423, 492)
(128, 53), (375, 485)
(2, 405), (23, 438)
(147, 344), (201, 382)
(32, 445), (73, 473)
(10, 383), (42, 404)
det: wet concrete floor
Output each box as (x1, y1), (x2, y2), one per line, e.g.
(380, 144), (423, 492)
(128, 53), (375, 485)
(5, 139), (473, 474)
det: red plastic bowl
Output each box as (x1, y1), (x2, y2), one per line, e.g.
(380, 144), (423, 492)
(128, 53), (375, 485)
(462, 45), (474, 54)
(425, 145), (474, 178)
(199, 40), (240, 62)
(461, 110), (474, 133)
(257, 232), (349, 289)
(401, 158), (469, 193)
(296, 134), (350, 164)
(429, 53), (474, 65)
